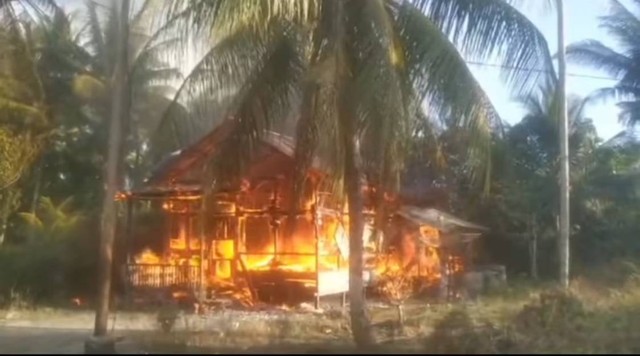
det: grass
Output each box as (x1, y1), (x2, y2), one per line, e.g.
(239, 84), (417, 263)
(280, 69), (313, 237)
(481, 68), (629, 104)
(6, 263), (640, 354)
(132, 268), (640, 354)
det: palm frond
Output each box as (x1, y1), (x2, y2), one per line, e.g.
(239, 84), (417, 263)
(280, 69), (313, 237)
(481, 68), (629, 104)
(211, 25), (305, 185)
(394, 2), (500, 192)
(163, 0), (319, 41)
(566, 40), (632, 79)
(18, 212), (44, 231)
(84, 0), (107, 72)
(600, 0), (640, 50)
(151, 20), (295, 158)
(412, 0), (556, 95)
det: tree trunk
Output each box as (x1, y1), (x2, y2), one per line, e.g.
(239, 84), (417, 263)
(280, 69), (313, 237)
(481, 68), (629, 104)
(325, 0), (374, 348)
(396, 303), (405, 335)
(0, 215), (7, 246)
(343, 131), (375, 349)
(529, 216), (538, 280)
(94, 0), (129, 338)
(29, 162), (42, 214)
(556, 0), (570, 289)
(28, 161), (42, 243)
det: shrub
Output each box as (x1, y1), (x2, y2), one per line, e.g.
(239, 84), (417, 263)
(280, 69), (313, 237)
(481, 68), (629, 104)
(424, 308), (514, 354)
(514, 289), (587, 332)
(0, 241), (67, 305)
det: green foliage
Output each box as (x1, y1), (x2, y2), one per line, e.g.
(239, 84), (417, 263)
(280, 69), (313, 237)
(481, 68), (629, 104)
(514, 290), (587, 332)
(0, 194), (96, 304)
(157, 0), (555, 204)
(566, 0), (640, 127)
(422, 284), (640, 354)
(0, 240), (68, 304)
(17, 196), (83, 242)
(424, 308), (513, 354)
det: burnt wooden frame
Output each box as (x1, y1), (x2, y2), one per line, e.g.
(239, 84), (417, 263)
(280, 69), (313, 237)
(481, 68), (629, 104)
(119, 183), (348, 309)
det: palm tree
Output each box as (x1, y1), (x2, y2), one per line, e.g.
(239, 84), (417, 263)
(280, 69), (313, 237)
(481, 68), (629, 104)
(74, 0), (183, 187)
(506, 83), (598, 280)
(0, 3), (53, 189)
(18, 196), (84, 242)
(93, 0), (129, 342)
(158, 0), (555, 347)
(566, 0), (640, 127)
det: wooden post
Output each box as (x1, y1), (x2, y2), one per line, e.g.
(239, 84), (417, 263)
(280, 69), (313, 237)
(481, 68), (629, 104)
(314, 196), (320, 310)
(233, 212), (241, 281)
(199, 198), (206, 302)
(165, 201), (172, 260)
(271, 181), (280, 263)
(125, 198), (133, 264)
(123, 197), (134, 306)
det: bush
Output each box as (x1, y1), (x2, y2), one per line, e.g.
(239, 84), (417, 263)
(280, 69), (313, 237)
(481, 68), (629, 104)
(507, 289), (600, 353)
(514, 289), (587, 331)
(424, 308), (514, 354)
(0, 241), (67, 305)
(0, 225), (99, 306)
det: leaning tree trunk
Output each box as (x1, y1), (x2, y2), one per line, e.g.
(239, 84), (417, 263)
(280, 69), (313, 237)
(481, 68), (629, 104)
(556, 0), (571, 289)
(94, 0), (129, 338)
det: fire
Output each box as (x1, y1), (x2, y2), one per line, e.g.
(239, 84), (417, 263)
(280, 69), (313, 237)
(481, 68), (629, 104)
(370, 223), (444, 288)
(135, 248), (161, 264)
(130, 209), (348, 302)
(129, 196), (464, 306)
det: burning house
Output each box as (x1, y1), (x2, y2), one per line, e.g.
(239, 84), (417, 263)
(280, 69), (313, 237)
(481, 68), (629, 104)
(117, 119), (487, 308)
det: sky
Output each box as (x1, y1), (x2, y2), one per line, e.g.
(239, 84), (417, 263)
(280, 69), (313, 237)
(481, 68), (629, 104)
(471, 0), (628, 140)
(58, 0), (630, 140)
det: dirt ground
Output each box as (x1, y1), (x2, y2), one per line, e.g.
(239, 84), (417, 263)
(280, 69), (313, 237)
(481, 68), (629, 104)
(0, 326), (143, 354)
(0, 309), (153, 354)
(0, 299), (432, 354)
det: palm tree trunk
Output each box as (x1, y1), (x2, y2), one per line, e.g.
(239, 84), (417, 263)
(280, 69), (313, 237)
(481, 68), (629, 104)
(28, 160), (42, 242)
(341, 107), (375, 349)
(556, 0), (570, 289)
(94, 0), (129, 338)
(343, 135), (375, 349)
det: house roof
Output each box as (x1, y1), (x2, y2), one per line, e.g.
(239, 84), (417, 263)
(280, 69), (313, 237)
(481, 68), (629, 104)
(141, 119), (324, 191)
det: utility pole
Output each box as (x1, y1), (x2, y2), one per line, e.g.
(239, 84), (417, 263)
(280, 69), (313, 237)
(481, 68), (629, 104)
(87, 0), (129, 352)
(556, 0), (570, 289)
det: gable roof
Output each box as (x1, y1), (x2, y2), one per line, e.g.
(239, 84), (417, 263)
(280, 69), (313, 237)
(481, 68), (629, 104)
(142, 119), (324, 190)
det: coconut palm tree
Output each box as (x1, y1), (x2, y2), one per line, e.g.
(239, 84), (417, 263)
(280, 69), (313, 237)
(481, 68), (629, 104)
(73, 0), (183, 187)
(0, 3), (53, 189)
(157, 0), (555, 347)
(566, 0), (640, 127)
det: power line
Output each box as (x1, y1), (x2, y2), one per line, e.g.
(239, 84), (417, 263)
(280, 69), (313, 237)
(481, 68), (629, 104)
(466, 60), (619, 82)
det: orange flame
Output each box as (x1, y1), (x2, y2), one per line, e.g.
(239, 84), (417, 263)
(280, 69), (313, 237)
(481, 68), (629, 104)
(130, 198), (462, 305)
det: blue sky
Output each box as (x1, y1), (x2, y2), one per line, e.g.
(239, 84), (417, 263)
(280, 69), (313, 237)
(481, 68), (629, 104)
(472, 0), (627, 140)
(59, 0), (629, 140)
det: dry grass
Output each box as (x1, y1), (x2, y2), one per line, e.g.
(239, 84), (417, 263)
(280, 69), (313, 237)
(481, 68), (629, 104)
(6, 263), (640, 354)
(133, 268), (640, 354)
